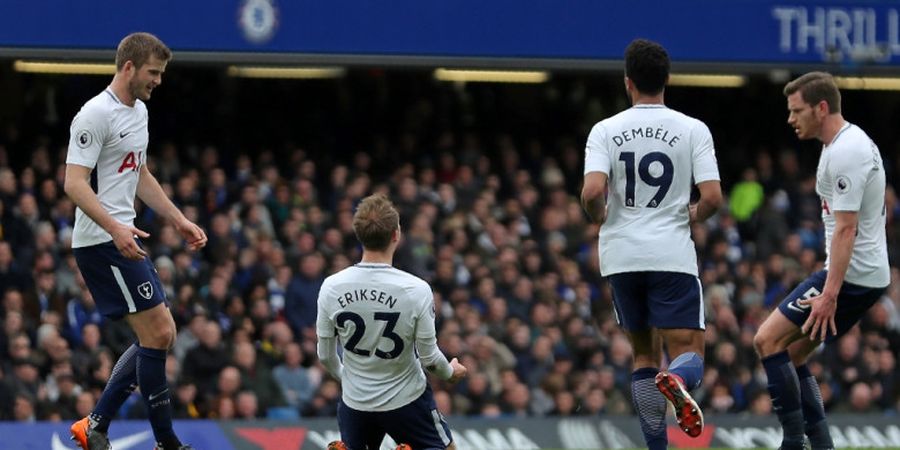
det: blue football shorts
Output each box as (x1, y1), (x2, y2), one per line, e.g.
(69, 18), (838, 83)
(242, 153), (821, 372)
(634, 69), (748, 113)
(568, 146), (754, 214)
(337, 384), (452, 450)
(777, 270), (884, 342)
(73, 239), (167, 319)
(607, 271), (705, 331)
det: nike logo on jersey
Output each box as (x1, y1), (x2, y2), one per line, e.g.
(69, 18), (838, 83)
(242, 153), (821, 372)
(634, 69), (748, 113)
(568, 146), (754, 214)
(119, 131), (131, 138)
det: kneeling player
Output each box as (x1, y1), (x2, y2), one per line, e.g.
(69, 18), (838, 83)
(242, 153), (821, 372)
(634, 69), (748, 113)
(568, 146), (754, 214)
(318, 194), (466, 450)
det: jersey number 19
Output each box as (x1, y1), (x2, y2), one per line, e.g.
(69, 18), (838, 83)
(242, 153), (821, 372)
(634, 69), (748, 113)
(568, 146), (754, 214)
(619, 151), (674, 208)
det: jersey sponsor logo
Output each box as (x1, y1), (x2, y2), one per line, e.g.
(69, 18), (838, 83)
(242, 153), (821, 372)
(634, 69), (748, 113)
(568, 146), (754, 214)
(836, 175), (851, 194)
(117, 151), (143, 173)
(75, 130), (93, 149)
(138, 281), (153, 300)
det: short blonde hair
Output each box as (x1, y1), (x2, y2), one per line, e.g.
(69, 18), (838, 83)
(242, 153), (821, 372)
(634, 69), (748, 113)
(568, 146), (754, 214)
(116, 32), (172, 71)
(352, 194), (400, 251)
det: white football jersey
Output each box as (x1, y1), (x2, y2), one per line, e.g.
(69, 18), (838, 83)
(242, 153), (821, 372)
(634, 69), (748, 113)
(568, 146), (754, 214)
(816, 123), (889, 288)
(66, 89), (149, 248)
(584, 104), (720, 276)
(316, 263), (442, 411)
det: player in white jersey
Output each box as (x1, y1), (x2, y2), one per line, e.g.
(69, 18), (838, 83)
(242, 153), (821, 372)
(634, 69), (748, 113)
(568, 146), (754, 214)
(754, 72), (888, 450)
(318, 194), (466, 450)
(65, 33), (206, 450)
(581, 39), (723, 450)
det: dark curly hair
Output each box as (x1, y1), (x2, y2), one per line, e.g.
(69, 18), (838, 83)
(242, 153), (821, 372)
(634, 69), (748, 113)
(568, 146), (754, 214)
(625, 39), (670, 96)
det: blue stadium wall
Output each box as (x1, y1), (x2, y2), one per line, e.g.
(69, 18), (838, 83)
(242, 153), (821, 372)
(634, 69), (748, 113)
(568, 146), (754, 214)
(3, 0), (900, 70)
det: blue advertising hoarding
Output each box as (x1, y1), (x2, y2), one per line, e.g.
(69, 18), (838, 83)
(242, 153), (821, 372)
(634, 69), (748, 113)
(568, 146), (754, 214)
(0, 415), (898, 449)
(2, 1), (900, 67)
(0, 420), (234, 450)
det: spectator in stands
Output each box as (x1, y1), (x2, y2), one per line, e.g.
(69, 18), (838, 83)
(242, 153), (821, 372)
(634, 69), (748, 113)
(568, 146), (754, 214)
(13, 391), (36, 422)
(301, 378), (339, 417)
(64, 286), (102, 347)
(172, 379), (201, 419)
(285, 252), (325, 336)
(231, 341), (284, 412)
(235, 390), (260, 419)
(0, 241), (31, 295)
(272, 342), (315, 411)
(181, 320), (228, 393)
(23, 270), (66, 326)
(171, 313), (206, 365)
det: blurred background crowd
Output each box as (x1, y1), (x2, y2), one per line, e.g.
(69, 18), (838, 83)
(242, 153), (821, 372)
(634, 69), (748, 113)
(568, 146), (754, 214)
(0, 70), (899, 423)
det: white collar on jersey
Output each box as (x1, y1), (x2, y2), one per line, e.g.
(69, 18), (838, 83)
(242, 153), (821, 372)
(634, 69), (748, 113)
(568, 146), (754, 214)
(828, 122), (852, 147)
(104, 87), (122, 104)
(355, 262), (393, 268)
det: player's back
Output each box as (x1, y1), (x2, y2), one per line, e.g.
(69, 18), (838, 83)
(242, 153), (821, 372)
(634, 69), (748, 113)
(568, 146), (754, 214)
(585, 105), (719, 276)
(318, 263), (432, 411)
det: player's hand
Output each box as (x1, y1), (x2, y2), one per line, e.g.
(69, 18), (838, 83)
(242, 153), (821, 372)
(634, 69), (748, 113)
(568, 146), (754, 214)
(111, 223), (149, 261)
(799, 292), (838, 341)
(175, 217), (207, 251)
(447, 358), (467, 384)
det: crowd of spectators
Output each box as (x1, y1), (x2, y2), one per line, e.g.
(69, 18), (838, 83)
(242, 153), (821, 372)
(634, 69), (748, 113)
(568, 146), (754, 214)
(0, 73), (900, 424)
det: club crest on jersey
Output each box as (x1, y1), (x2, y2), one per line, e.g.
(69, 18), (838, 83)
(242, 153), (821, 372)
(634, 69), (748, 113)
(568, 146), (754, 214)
(836, 175), (851, 194)
(75, 130), (93, 149)
(138, 282), (153, 300)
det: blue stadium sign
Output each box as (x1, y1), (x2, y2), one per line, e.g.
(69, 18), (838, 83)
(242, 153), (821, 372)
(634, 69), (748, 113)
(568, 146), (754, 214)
(2, 0), (900, 68)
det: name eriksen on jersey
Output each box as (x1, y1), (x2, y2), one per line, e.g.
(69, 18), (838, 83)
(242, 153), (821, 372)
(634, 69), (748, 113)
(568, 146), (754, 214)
(336, 289), (397, 309)
(612, 126), (680, 148)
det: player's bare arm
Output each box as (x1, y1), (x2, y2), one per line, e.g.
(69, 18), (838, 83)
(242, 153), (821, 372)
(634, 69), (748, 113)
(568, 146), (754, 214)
(581, 171), (608, 225)
(690, 180), (724, 223)
(799, 210), (857, 341)
(64, 163), (149, 260)
(137, 165), (207, 250)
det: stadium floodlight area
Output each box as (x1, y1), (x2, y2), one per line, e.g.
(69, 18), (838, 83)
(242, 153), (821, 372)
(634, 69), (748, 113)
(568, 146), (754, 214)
(834, 76), (900, 90)
(13, 60), (115, 75)
(668, 74), (747, 88)
(225, 66), (346, 79)
(433, 68), (549, 83)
